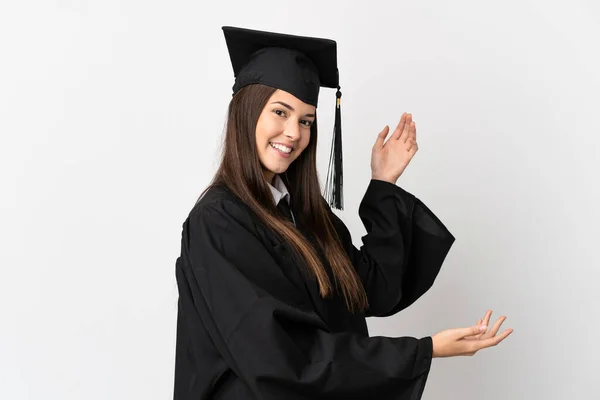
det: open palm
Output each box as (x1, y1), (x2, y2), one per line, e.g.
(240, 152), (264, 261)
(371, 112), (418, 184)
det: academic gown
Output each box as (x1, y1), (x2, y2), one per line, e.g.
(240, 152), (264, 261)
(173, 179), (455, 400)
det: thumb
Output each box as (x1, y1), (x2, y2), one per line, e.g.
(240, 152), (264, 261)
(374, 125), (389, 149)
(456, 325), (488, 339)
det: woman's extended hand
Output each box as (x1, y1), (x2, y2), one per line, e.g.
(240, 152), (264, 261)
(431, 310), (513, 358)
(371, 112), (418, 184)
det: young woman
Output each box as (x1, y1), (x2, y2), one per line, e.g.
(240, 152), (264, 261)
(173, 26), (512, 400)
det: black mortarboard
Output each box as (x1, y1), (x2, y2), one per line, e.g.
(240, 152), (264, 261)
(222, 26), (345, 210)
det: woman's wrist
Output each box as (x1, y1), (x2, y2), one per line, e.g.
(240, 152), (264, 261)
(371, 174), (398, 185)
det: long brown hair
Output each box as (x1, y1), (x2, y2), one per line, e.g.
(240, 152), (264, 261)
(201, 84), (368, 313)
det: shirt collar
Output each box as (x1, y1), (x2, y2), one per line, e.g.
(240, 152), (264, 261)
(267, 174), (291, 206)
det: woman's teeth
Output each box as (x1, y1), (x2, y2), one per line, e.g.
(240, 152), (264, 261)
(269, 142), (292, 153)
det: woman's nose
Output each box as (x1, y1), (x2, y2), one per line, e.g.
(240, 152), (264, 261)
(284, 123), (301, 140)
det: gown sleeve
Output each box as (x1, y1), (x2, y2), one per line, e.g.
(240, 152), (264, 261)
(329, 179), (456, 317)
(176, 198), (435, 400)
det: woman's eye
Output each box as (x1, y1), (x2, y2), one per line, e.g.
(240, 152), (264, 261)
(274, 109), (311, 127)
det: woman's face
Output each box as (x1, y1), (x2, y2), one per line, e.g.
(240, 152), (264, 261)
(255, 89), (316, 183)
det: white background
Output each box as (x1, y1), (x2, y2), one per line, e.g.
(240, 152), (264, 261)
(1, 1), (599, 399)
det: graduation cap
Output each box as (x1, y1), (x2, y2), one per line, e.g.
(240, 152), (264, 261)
(222, 26), (345, 210)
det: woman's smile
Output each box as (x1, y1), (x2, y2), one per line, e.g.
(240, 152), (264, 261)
(269, 142), (293, 158)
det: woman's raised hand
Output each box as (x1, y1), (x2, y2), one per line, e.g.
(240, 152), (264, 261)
(431, 310), (513, 358)
(371, 112), (418, 184)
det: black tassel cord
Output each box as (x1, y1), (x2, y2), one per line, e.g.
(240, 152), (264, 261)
(325, 86), (343, 210)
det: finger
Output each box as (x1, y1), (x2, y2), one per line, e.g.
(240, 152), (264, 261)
(464, 318), (484, 340)
(466, 311), (494, 340)
(411, 119), (417, 141)
(390, 113), (407, 140)
(402, 122), (414, 147)
(475, 328), (514, 351)
(456, 324), (488, 339)
(464, 333), (481, 340)
(407, 138), (418, 153)
(399, 114), (412, 142)
(474, 311), (491, 336)
(482, 310), (492, 328)
(405, 121), (416, 144)
(398, 115), (411, 142)
(483, 316), (507, 338)
(374, 125), (390, 149)
(405, 121), (417, 147)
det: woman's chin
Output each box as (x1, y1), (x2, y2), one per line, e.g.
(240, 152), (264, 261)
(261, 164), (288, 180)
(270, 166), (288, 175)
(265, 160), (291, 173)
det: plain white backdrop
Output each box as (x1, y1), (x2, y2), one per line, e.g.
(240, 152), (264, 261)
(1, 1), (599, 399)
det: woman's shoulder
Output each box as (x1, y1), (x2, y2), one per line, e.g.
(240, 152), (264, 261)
(186, 183), (255, 231)
(194, 182), (235, 209)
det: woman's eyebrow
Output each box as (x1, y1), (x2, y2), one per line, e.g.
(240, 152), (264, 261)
(270, 101), (315, 118)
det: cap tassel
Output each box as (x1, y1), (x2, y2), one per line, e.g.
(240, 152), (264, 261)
(325, 86), (343, 210)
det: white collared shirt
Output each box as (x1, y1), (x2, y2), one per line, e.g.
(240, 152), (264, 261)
(267, 174), (295, 226)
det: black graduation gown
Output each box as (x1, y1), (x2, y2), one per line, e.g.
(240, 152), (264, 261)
(174, 179), (455, 399)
